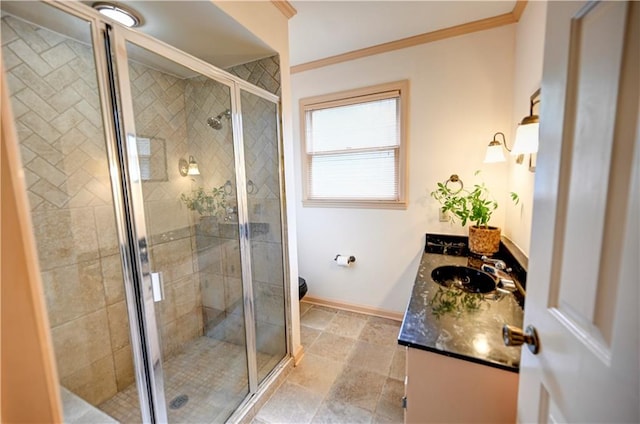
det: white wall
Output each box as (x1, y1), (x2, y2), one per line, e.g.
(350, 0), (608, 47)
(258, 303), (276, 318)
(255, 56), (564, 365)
(292, 26), (516, 313)
(504, 1), (548, 256)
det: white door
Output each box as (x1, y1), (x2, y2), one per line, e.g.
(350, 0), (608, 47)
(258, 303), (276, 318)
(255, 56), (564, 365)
(517, 1), (639, 422)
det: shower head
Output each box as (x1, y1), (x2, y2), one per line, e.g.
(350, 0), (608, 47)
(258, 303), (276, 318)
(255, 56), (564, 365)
(207, 109), (231, 130)
(207, 116), (222, 130)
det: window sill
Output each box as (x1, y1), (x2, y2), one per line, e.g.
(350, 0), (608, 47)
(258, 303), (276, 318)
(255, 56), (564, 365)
(302, 199), (408, 210)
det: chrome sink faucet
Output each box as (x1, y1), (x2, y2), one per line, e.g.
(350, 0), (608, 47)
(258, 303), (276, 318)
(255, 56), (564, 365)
(480, 255), (510, 271)
(480, 256), (520, 295)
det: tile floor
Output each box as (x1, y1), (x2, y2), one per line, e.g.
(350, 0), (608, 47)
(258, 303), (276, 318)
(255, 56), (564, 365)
(99, 336), (282, 423)
(61, 387), (118, 424)
(254, 303), (406, 424)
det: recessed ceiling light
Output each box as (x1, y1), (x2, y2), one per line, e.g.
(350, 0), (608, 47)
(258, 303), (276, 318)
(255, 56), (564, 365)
(92, 2), (142, 28)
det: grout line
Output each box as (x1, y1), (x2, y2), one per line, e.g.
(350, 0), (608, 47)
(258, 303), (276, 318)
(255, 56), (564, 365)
(272, 304), (404, 422)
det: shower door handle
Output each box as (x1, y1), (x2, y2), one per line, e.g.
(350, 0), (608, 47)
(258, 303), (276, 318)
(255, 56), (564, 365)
(151, 272), (164, 302)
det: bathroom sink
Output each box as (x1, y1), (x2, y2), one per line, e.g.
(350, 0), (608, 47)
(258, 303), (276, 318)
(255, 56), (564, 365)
(431, 266), (496, 294)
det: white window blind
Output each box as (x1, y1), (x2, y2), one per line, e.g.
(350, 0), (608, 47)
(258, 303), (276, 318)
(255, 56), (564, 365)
(136, 137), (151, 180)
(301, 81), (408, 208)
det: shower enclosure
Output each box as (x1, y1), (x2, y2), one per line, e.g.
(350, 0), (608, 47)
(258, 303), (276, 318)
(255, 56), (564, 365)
(1, 1), (289, 422)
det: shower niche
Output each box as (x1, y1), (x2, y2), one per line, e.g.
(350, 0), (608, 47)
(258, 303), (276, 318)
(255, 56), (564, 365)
(1, 1), (289, 422)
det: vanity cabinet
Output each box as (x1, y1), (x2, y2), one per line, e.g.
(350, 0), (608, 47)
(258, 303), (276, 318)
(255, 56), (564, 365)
(399, 234), (526, 424)
(404, 347), (518, 423)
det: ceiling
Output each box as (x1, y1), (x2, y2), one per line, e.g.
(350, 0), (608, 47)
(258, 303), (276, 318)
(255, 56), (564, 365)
(1, 1), (276, 72)
(2, 1), (517, 73)
(84, 1), (276, 69)
(288, 1), (516, 66)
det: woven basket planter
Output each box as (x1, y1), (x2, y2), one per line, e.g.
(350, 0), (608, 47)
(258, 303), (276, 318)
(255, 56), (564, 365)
(468, 225), (501, 255)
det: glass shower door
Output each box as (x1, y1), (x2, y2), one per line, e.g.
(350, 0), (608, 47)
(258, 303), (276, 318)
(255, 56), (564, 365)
(239, 89), (288, 384)
(0, 2), (145, 422)
(4, 0), (288, 421)
(113, 35), (250, 422)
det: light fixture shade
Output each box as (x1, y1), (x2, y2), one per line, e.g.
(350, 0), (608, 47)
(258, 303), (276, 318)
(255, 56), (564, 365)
(512, 122), (539, 155)
(93, 2), (141, 27)
(187, 156), (200, 176)
(484, 143), (506, 163)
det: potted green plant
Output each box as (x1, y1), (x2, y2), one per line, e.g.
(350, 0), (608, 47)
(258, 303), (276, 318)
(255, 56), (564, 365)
(180, 184), (229, 219)
(431, 171), (518, 255)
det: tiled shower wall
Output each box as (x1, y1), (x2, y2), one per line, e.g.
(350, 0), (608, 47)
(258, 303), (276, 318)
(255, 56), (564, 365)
(127, 61), (205, 359)
(2, 15), (133, 404)
(183, 76), (244, 337)
(185, 57), (287, 351)
(241, 91), (286, 357)
(231, 56), (285, 357)
(126, 56), (287, 361)
(4, 12), (285, 405)
(227, 55), (281, 96)
(1, 15), (208, 404)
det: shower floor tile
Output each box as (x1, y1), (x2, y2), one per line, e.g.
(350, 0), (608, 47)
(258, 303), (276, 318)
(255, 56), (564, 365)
(99, 336), (282, 423)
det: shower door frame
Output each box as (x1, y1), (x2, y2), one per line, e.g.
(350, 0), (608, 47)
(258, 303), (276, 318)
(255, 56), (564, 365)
(35, 1), (293, 422)
(28, 1), (158, 422)
(109, 18), (291, 423)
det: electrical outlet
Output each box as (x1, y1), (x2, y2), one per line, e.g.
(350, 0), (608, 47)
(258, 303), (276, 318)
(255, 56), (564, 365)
(439, 208), (449, 222)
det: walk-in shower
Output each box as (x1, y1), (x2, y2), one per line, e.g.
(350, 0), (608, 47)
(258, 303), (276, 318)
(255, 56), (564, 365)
(207, 109), (231, 130)
(1, 1), (289, 422)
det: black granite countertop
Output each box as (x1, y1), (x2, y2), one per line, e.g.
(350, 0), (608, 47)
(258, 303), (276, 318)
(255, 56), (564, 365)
(398, 234), (525, 373)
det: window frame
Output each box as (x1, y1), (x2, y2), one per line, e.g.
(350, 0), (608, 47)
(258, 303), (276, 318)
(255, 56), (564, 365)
(299, 80), (409, 209)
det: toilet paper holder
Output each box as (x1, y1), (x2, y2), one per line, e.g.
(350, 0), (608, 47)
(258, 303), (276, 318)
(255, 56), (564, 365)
(334, 254), (356, 264)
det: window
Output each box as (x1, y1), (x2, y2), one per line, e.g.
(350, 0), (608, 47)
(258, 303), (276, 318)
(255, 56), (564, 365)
(136, 136), (167, 181)
(300, 80), (408, 208)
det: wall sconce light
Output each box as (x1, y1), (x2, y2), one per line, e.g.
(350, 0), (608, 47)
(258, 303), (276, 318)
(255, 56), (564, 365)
(179, 156), (200, 177)
(483, 132), (510, 163)
(512, 88), (540, 155)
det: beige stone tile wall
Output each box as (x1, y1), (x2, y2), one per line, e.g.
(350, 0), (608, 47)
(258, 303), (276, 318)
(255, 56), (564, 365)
(128, 58), (285, 357)
(240, 91), (286, 360)
(128, 61), (193, 236)
(184, 76), (235, 192)
(230, 59), (286, 361)
(5, 11), (287, 407)
(197, 220), (246, 343)
(127, 57), (287, 359)
(2, 15), (131, 404)
(181, 76), (244, 343)
(227, 55), (281, 97)
(128, 61), (206, 359)
(192, 81), (287, 363)
(4, 15), (207, 404)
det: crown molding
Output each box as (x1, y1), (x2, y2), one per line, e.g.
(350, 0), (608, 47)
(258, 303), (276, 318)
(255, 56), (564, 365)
(512, 0), (528, 21)
(271, 0), (297, 19)
(291, 0), (528, 74)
